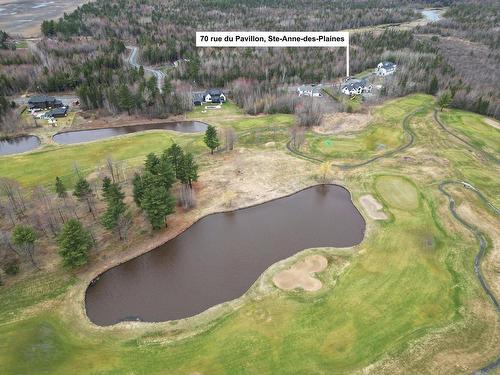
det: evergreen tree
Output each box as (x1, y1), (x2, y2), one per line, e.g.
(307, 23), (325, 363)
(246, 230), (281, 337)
(165, 143), (184, 177)
(73, 177), (94, 215)
(428, 75), (439, 95)
(101, 176), (112, 200)
(12, 225), (38, 267)
(57, 219), (92, 268)
(178, 152), (198, 188)
(118, 84), (134, 115)
(100, 183), (127, 238)
(162, 78), (172, 95)
(55, 177), (67, 198)
(141, 173), (176, 229)
(132, 173), (144, 207)
(144, 152), (160, 174)
(437, 90), (452, 111)
(157, 154), (176, 190)
(204, 125), (220, 154)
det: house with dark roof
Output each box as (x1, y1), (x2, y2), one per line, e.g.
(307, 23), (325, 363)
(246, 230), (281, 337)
(341, 79), (372, 96)
(28, 95), (63, 110)
(46, 106), (68, 118)
(204, 88), (226, 103)
(192, 92), (205, 106)
(376, 61), (397, 76)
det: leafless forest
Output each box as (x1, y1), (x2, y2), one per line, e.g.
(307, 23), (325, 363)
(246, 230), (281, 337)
(0, 0), (499, 126)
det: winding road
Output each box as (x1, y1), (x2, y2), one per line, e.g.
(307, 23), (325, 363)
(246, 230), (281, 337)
(126, 46), (166, 93)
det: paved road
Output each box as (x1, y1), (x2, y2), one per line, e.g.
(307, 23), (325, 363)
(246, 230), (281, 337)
(126, 46), (166, 93)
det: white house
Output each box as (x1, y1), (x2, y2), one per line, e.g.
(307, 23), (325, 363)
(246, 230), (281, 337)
(297, 84), (323, 97)
(376, 61), (397, 76)
(341, 79), (372, 96)
(204, 88), (226, 103)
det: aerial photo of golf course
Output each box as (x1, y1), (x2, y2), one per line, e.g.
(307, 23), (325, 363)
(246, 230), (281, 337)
(0, 0), (499, 374)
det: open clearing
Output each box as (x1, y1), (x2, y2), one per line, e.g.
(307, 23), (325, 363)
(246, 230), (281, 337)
(314, 112), (373, 135)
(0, 94), (499, 374)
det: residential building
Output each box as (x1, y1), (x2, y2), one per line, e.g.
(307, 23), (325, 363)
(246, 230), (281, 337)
(341, 79), (373, 96)
(204, 88), (226, 103)
(28, 95), (63, 110)
(376, 61), (397, 76)
(297, 84), (324, 97)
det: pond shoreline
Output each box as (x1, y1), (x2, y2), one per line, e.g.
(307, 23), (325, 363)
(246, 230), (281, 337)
(82, 183), (366, 327)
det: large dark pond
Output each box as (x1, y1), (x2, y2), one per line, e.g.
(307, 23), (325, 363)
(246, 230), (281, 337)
(53, 121), (208, 145)
(85, 185), (365, 326)
(0, 135), (40, 156)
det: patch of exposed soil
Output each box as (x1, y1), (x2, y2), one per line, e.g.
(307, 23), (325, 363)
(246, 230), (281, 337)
(314, 112), (372, 135)
(359, 194), (388, 220)
(273, 255), (328, 292)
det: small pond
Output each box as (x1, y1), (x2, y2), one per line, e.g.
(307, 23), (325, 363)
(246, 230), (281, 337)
(53, 121), (208, 145)
(85, 185), (366, 326)
(0, 135), (40, 156)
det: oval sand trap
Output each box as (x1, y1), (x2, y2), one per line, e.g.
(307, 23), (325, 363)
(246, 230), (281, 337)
(273, 255), (328, 292)
(360, 194), (388, 220)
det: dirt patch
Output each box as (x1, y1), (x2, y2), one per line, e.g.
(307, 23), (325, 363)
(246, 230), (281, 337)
(273, 255), (328, 292)
(314, 112), (372, 135)
(359, 194), (388, 220)
(484, 118), (500, 130)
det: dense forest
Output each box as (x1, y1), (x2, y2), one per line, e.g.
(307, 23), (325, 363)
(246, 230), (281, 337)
(0, 0), (498, 119)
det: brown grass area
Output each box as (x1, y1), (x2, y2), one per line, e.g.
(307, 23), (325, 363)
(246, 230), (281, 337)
(314, 112), (373, 135)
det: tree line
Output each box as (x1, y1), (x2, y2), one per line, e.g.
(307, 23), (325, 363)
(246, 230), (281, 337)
(0, 142), (203, 283)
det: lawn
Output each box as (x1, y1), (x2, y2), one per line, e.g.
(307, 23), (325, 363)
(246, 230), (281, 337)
(0, 95), (498, 374)
(0, 131), (204, 188)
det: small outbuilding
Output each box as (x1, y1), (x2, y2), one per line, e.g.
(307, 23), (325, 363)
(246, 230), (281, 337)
(46, 106), (68, 118)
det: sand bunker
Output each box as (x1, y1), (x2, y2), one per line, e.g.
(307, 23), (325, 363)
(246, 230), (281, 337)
(484, 118), (500, 130)
(273, 255), (328, 292)
(314, 112), (372, 135)
(360, 194), (388, 220)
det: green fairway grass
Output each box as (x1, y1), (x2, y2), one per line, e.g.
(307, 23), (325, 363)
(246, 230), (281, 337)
(375, 175), (420, 210)
(302, 94), (434, 161)
(440, 110), (500, 155)
(0, 131), (204, 188)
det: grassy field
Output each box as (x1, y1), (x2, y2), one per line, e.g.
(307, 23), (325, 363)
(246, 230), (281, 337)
(439, 110), (500, 155)
(0, 132), (203, 188)
(0, 94), (498, 374)
(302, 94), (433, 162)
